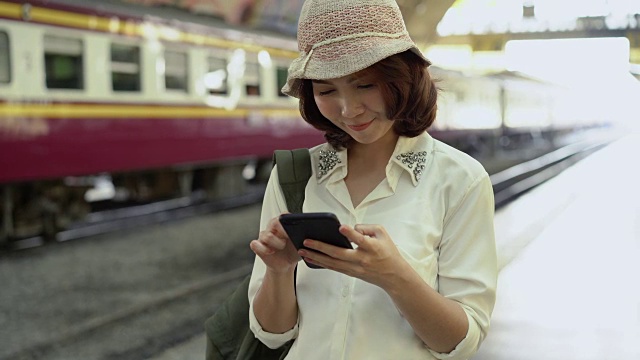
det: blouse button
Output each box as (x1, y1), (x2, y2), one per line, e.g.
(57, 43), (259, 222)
(341, 286), (349, 297)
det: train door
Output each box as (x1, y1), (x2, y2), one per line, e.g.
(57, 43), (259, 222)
(0, 22), (43, 100)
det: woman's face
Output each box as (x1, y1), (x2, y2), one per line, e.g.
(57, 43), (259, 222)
(312, 73), (395, 146)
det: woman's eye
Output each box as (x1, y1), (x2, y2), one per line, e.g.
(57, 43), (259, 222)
(358, 84), (374, 89)
(318, 90), (334, 96)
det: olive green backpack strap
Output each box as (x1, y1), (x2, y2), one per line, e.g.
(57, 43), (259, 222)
(273, 149), (312, 214)
(204, 149), (311, 360)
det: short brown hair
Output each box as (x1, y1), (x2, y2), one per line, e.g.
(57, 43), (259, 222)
(298, 50), (437, 150)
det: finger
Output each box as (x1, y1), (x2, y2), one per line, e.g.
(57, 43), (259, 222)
(339, 225), (373, 247)
(259, 230), (287, 251)
(273, 220), (289, 239)
(353, 224), (382, 237)
(303, 238), (353, 260)
(299, 248), (344, 271)
(250, 239), (275, 256)
(338, 225), (363, 241)
(267, 216), (289, 238)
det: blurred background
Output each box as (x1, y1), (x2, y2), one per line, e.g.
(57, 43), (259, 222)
(0, 0), (638, 359)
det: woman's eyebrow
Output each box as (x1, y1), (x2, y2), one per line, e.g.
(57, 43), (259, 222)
(311, 76), (364, 85)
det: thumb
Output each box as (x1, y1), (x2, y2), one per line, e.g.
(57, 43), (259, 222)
(353, 224), (381, 238)
(340, 224), (378, 248)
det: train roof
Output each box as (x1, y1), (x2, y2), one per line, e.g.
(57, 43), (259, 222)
(13, 0), (297, 44)
(485, 69), (573, 88)
(485, 70), (548, 82)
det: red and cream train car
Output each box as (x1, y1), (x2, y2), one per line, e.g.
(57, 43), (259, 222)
(0, 0), (322, 239)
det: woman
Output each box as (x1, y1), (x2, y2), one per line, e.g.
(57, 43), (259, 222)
(248, 0), (497, 359)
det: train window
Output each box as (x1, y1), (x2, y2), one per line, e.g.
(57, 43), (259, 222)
(276, 66), (288, 97)
(111, 43), (141, 92)
(44, 36), (84, 89)
(245, 62), (260, 96)
(164, 50), (188, 92)
(0, 31), (10, 84)
(206, 56), (228, 95)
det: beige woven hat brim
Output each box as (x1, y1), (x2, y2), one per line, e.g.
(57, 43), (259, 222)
(281, 0), (431, 98)
(282, 35), (429, 98)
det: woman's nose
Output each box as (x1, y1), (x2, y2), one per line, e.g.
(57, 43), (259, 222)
(340, 95), (365, 118)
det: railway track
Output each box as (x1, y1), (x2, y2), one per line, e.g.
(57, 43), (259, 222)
(4, 185), (267, 251)
(0, 135), (616, 360)
(0, 203), (262, 360)
(2, 265), (254, 360)
(491, 138), (611, 208)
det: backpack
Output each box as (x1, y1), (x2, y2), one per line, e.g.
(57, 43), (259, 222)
(204, 149), (311, 360)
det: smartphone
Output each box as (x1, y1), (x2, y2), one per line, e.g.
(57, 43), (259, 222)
(279, 212), (353, 269)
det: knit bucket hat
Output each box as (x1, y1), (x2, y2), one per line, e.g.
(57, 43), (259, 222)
(282, 0), (431, 98)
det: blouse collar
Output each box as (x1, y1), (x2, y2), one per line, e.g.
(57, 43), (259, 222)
(315, 132), (435, 186)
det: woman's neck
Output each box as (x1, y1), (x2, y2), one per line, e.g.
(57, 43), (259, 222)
(348, 131), (399, 168)
(344, 131), (399, 208)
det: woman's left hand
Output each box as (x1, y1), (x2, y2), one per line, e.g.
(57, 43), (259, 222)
(298, 224), (408, 289)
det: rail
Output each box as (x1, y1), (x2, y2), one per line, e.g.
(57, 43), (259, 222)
(491, 138), (612, 208)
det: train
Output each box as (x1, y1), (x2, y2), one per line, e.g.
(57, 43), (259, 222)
(0, 0), (609, 242)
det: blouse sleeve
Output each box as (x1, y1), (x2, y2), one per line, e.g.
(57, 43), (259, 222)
(429, 174), (498, 360)
(247, 166), (300, 349)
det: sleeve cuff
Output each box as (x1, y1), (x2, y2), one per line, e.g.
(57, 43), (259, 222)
(248, 300), (299, 349)
(428, 311), (482, 360)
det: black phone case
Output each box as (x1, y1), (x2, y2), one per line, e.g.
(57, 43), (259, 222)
(279, 213), (352, 269)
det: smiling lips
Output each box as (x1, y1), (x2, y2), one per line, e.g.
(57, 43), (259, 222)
(347, 119), (374, 132)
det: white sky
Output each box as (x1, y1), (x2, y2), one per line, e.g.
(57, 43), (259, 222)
(438, 0), (640, 35)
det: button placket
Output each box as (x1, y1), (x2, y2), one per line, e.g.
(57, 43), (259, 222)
(330, 277), (353, 359)
(341, 277), (355, 299)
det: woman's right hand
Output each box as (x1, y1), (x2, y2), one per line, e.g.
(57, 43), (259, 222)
(249, 214), (301, 273)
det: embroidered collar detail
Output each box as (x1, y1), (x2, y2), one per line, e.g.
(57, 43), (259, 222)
(396, 151), (427, 183)
(314, 133), (434, 185)
(317, 149), (342, 179)
(390, 133), (434, 186)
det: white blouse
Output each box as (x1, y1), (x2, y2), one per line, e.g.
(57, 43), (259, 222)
(248, 131), (497, 360)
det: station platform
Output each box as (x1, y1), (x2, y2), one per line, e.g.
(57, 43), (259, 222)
(475, 132), (640, 360)
(151, 132), (640, 360)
